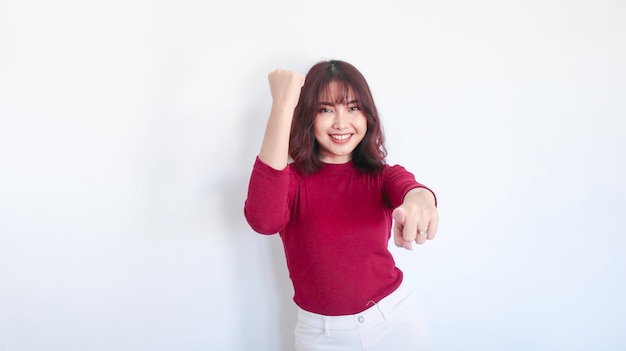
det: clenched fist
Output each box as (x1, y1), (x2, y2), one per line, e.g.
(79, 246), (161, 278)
(268, 69), (305, 110)
(392, 188), (438, 250)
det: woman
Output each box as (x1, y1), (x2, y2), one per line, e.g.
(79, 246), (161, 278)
(244, 59), (438, 350)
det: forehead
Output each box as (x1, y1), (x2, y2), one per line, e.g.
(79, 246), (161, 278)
(318, 80), (355, 104)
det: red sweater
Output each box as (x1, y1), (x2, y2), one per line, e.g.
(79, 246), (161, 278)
(244, 157), (433, 316)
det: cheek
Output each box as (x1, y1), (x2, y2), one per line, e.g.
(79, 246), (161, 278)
(354, 118), (368, 144)
(313, 117), (327, 142)
(313, 117), (323, 136)
(357, 116), (368, 132)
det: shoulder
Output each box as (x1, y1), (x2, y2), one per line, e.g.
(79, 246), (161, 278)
(287, 162), (305, 177)
(379, 163), (418, 187)
(382, 163), (414, 176)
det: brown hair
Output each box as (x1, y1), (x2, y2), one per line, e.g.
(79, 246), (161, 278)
(289, 60), (387, 174)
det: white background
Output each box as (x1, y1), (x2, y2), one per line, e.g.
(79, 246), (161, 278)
(1, 1), (625, 350)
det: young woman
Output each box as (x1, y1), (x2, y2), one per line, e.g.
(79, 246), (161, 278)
(244, 60), (438, 350)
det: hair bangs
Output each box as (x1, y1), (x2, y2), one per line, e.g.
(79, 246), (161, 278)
(316, 79), (354, 106)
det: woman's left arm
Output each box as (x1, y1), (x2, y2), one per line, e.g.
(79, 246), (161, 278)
(392, 188), (439, 250)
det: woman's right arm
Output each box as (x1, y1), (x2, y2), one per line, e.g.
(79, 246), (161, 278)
(244, 69), (305, 234)
(258, 69), (305, 170)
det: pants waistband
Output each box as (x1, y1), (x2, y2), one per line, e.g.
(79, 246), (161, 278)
(296, 283), (411, 330)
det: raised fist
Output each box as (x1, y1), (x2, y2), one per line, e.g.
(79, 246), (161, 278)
(268, 69), (305, 109)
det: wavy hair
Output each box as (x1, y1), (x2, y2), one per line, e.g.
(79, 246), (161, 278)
(289, 60), (387, 174)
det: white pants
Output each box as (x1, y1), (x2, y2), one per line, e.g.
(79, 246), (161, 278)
(294, 284), (431, 351)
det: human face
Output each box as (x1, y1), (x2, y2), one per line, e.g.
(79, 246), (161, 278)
(313, 82), (367, 164)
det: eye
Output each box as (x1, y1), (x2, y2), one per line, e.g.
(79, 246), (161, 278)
(348, 105), (360, 112)
(319, 107), (333, 113)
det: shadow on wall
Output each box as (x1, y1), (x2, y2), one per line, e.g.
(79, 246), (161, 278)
(216, 68), (297, 351)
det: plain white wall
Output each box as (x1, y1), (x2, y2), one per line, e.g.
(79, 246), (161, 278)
(1, 0), (625, 350)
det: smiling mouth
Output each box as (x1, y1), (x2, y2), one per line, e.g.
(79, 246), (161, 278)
(330, 133), (352, 141)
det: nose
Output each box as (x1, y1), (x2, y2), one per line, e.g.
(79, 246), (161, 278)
(333, 107), (347, 129)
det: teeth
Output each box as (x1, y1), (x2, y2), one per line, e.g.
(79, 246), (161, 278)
(331, 134), (350, 140)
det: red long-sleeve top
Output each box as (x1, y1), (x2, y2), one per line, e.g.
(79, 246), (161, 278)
(244, 157), (434, 316)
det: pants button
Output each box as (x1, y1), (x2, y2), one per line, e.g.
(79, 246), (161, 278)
(357, 316), (365, 323)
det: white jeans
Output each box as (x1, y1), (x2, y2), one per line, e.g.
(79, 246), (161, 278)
(294, 284), (431, 351)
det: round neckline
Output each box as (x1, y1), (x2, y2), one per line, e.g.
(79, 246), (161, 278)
(318, 161), (356, 174)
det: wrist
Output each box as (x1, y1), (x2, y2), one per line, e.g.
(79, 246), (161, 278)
(404, 187), (437, 207)
(271, 101), (298, 115)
